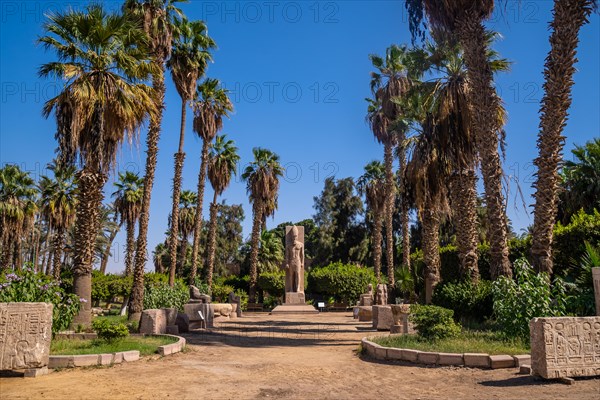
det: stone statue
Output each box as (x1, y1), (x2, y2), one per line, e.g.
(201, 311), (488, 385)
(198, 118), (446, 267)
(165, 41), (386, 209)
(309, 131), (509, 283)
(189, 285), (211, 303)
(282, 226), (305, 304)
(284, 226), (304, 293)
(375, 283), (388, 306)
(228, 291), (242, 317)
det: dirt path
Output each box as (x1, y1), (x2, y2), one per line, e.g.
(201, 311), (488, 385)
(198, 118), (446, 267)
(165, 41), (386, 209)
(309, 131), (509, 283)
(1, 313), (599, 399)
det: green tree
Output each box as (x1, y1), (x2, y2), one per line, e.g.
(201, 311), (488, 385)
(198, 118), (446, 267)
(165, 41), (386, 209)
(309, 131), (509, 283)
(166, 17), (215, 280)
(206, 135), (240, 289)
(112, 172), (144, 276)
(313, 177), (367, 267)
(189, 79), (233, 285)
(242, 148), (284, 302)
(39, 4), (156, 325)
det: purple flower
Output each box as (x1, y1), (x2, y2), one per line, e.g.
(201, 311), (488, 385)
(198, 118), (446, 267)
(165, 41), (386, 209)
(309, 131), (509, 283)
(6, 273), (17, 281)
(40, 284), (49, 291)
(79, 297), (88, 303)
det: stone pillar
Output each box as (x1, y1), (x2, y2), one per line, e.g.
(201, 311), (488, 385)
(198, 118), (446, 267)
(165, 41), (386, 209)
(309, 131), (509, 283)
(593, 267), (600, 316)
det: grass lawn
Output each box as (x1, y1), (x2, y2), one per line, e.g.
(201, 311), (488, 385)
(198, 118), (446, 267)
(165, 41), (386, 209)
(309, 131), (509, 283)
(372, 331), (529, 355)
(51, 336), (178, 357)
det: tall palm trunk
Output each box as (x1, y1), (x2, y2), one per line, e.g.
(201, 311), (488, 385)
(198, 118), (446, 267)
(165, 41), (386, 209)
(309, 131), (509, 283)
(40, 226), (52, 275)
(457, 12), (511, 279)
(531, 0), (592, 275)
(248, 203), (262, 303)
(450, 169), (480, 282)
(178, 235), (188, 278)
(398, 145), (410, 269)
(1, 234), (15, 272)
(99, 222), (120, 275)
(52, 227), (65, 279)
(130, 70), (166, 322)
(422, 202), (441, 304)
(44, 247), (53, 276)
(189, 139), (210, 284)
(72, 167), (106, 326)
(125, 219), (135, 276)
(206, 192), (219, 290)
(167, 99), (188, 285)
(372, 210), (384, 281)
(384, 142), (396, 286)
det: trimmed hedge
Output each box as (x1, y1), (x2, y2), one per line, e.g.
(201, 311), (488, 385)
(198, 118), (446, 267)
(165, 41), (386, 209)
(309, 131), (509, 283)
(307, 262), (377, 303)
(257, 271), (285, 297)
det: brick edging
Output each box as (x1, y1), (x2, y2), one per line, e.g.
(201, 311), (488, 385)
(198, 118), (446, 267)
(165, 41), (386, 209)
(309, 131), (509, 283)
(360, 337), (530, 369)
(49, 334), (186, 369)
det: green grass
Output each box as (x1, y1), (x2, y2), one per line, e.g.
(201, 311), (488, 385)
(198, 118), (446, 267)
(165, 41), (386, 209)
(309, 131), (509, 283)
(372, 331), (529, 355)
(51, 336), (178, 357)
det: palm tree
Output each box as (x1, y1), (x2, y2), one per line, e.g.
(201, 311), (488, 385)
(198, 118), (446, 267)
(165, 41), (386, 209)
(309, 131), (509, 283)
(39, 162), (77, 279)
(405, 114), (449, 304)
(425, 35), (509, 282)
(153, 242), (168, 273)
(407, 1), (512, 279)
(242, 148), (284, 303)
(172, 190), (197, 278)
(531, 0), (595, 274)
(188, 79), (233, 286)
(0, 165), (38, 272)
(357, 161), (386, 281)
(558, 138), (600, 223)
(98, 203), (121, 275)
(123, 0), (184, 321)
(112, 172), (144, 276)
(39, 4), (157, 325)
(368, 45), (425, 286)
(206, 135), (240, 289)
(258, 230), (285, 274)
(166, 18), (215, 277)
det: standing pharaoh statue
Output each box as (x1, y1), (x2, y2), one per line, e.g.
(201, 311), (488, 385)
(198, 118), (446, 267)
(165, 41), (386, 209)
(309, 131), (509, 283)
(284, 226), (305, 303)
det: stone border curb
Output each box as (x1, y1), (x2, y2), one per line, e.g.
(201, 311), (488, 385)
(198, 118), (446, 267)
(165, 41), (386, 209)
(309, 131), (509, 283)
(49, 334), (185, 369)
(360, 337), (529, 370)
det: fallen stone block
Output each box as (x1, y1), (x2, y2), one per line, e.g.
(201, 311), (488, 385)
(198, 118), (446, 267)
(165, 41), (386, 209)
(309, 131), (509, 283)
(513, 354), (531, 367)
(357, 306), (372, 322)
(139, 309), (167, 334)
(372, 305), (393, 331)
(519, 364), (532, 375)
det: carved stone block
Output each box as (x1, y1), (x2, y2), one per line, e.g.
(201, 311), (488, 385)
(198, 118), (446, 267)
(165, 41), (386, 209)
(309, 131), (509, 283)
(0, 302), (53, 371)
(530, 316), (600, 379)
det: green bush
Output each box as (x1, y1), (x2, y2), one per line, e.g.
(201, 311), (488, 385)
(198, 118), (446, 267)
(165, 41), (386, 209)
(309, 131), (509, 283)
(222, 275), (249, 292)
(234, 289), (249, 311)
(257, 271), (285, 297)
(92, 318), (129, 343)
(564, 242), (599, 316)
(0, 265), (82, 334)
(308, 262), (377, 304)
(211, 283), (234, 302)
(409, 305), (461, 341)
(492, 258), (567, 342)
(553, 209), (600, 277)
(92, 272), (132, 304)
(432, 280), (493, 323)
(143, 280), (188, 311)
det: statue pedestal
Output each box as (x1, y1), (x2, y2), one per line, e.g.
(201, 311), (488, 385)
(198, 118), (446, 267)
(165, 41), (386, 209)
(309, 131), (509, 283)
(271, 292), (318, 314)
(285, 292), (305, 304)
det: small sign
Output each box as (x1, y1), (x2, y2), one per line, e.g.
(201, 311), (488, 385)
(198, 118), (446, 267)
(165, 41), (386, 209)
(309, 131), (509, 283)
(317, 302), (325, 308)
(197, 311), (204, 321)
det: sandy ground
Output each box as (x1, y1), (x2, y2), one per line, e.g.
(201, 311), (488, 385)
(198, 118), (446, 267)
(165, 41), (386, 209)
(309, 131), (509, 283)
(1, 312), (599, 400)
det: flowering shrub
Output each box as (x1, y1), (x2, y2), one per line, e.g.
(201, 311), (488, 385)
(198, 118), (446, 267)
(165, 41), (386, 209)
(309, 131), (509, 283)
(0, 265), (83, 334)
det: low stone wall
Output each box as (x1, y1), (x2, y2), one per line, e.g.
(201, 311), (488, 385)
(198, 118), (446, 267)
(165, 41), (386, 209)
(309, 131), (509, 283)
(49, 334), (185, 369)
(360, 337), (530, 370)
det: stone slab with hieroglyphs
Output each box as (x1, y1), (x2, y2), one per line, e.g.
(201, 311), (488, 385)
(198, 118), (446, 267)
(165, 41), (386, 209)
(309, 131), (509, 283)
(0, 302), (53, 370)
(530, 316), (600, 379)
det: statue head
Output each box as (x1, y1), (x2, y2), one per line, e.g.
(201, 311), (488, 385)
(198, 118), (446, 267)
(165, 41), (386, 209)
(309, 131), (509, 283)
(291, 225), (298, 239)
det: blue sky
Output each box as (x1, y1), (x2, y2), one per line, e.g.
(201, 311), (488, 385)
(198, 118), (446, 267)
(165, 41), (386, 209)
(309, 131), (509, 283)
(1, 1), (598, 274)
